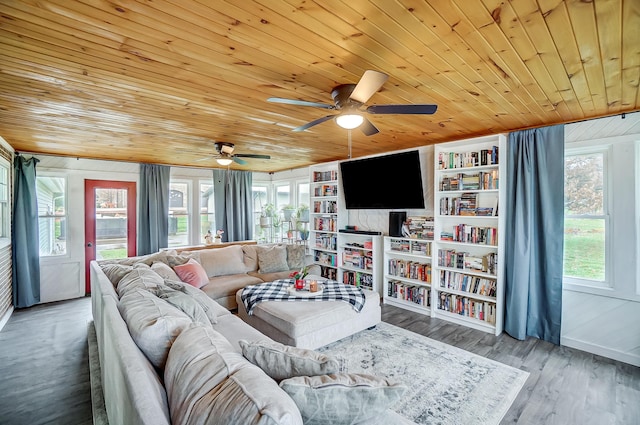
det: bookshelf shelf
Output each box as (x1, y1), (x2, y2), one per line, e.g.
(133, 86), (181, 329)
(433, 134), (506, 336)
(338, 233), (382, 295)
(383, 236), (433, 315)
(309, 162), (345, 281)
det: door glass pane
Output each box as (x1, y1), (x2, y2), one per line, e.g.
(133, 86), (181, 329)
(95, 188), (128, 260)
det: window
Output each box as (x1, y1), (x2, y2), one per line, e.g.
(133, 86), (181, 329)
(200, 182), (214, 236)
(168, 181), (190, 247)
(253, 184), (269, 242)
(297, 182), (310, 209)
(37, 176), (67, 256)
(564, 150), (608, 286)
(0, 161), (8, 245)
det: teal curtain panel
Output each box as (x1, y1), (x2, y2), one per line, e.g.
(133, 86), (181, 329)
(213, 169), (253, 242)
(138, 164), (170, 255)
(504, 125), (564, 344)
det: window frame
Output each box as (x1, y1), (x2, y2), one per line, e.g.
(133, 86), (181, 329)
(36, 173), (69, 258)
(0, 157), (10, 249)
(167, 179), (192, 248)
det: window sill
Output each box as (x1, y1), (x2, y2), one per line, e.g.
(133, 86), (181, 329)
(563, 280), (640, 303)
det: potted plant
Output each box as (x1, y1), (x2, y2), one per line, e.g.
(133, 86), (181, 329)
(281, 204), (296, 221)
(260, 203), (275, 228)
(295, 203), (309, 222)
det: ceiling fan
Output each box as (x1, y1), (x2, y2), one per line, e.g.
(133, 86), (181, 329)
(268, 70), (437, 136)
(199, 142), (271, 166)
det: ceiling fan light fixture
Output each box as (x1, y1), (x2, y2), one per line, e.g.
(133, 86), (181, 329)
(216, 158), (233, 166)
(335, 113), (364, 129)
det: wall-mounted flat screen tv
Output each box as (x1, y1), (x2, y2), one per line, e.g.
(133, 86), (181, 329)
(340, 150), (425, 209)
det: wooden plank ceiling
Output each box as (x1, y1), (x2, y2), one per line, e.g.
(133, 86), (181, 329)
(0, 0), (638, 173)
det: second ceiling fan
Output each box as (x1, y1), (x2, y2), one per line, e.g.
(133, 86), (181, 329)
(268, 70), (437, 136)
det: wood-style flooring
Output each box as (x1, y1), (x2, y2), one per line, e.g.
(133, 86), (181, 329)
(0, 297), (638, 425)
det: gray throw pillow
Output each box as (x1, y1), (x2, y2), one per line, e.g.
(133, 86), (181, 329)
(286, 244), (305, 270)
(279, 373), (407, 425)
(99, 263), (133, 286)
(258, 245), (289, 273)
(239, 339), (343, 382)
(151, 261), (181, 281)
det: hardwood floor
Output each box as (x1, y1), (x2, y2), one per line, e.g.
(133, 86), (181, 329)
(0, 297), (638, 424)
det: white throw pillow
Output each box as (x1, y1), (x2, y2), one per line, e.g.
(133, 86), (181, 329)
(151, 261), (181, 281)
(194, 245), (249, 277)
(257, 245), (289, 273)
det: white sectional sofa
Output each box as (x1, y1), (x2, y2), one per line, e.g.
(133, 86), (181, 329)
(90, 245), (415, 425)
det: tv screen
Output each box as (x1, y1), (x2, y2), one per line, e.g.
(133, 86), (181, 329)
(340, 150), (425, 209)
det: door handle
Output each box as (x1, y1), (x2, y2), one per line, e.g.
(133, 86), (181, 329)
(87, 242), (93, 247)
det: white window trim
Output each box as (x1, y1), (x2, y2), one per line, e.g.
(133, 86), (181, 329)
(37, 172), (70, 259)
(0, 156), (10, 249)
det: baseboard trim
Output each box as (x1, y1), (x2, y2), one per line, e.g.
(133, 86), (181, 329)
(0, 306), (14, 332)
(561, 336), (640, 367)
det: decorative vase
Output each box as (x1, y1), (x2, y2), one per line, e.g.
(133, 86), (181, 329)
(295, 279), (305, 290)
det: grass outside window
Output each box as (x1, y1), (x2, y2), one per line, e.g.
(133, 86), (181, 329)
(563, 218), (605, 281)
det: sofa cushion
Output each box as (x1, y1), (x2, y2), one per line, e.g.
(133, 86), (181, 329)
(192, 245), (249, 277)
(118, 289), (192, 370)
(151, 261), (181, 281)
(242, 245), (260, 272)
(258, 245), (289, 273)
(212, 314), (272, 353)
(279, 373), (406, 425)
(100, 263), (134, 286)
(286, 244), (306, 270)
(163, 279), (230, 322)
(239, 339), (342, 382)
(165, 324), (303, 425)
(200, 274), (263, 303)
(153, 285), (211, 325)
(116, 265), (166, 298)
(173, 259), (209, 289)
(99, 250), (169, 267)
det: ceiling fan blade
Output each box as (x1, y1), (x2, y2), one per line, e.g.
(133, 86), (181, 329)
(349, 70), (389, 104)
(195, 155), (217, 162)
(235, 154), (271, 159)
(360, 118), (379, 136)
(366, 104), (438, 115)
(267, 97), (334, 109)
(233, 157), (247, 165)
(293, 115), (335, 132)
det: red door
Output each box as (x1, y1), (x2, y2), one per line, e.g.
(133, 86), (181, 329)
(84, 180), (136, 294)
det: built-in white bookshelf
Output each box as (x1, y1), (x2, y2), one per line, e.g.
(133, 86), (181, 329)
(338, 232), (383, 296)
(433, 134), (506, 335)
(383, 236), (433, 316)
(309, 161), (346, 280)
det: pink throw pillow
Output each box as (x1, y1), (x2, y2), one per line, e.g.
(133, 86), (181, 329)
(173, 258), (209, 289)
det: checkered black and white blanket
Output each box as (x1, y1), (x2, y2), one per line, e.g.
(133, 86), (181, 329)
(240, 279), (366, 315)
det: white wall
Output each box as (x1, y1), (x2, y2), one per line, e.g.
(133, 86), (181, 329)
(561, 118), (640, 367)
(37, 157), (140, 303)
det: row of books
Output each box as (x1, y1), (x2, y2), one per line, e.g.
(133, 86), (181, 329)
(342, 249), (373, 270)
(389, 239), (432, 256)
(437, 146), (499, 170)
(439, 170), (499, 191)
(406, 216), (435, 240)
(314, 251), (337, 266)
(440, 224), (498, 245)
(387, 259), (432, 283)
(312, 170), (338, 183)
(439, 270), (497, 297)
(437, 249), (498, 275)
(313, 217), (337, 232)
(313, 200), (338, 214)
(387, 280), (430, 307)
(437, 293), (497, 324)
(320, 266), (337, 280)
(343, 271), (373, 290)
(439, 194), (496, 216)
(313, 234), (337, 251)
(313, 184), (338, 197)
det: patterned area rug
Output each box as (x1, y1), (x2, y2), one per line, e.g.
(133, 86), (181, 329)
(318, 322), (529, 425)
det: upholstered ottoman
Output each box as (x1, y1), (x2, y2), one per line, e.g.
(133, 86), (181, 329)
(236, 283), (381, 350)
